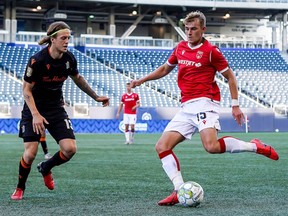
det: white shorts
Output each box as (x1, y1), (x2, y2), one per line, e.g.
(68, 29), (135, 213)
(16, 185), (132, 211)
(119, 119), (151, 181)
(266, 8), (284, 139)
(164, 99), (221, 140)
(123, 114), (137, 125)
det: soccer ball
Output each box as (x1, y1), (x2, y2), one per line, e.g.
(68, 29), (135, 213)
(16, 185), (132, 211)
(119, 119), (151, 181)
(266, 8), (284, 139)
(177, 181), (204, 207)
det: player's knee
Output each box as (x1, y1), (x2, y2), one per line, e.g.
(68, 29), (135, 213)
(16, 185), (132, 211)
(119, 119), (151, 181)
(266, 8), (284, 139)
(155, 140), (167, 154)
(24, 151), (37, 163)
(66, 145), (77, 158)
(202, 141), (220, 154)
(60, 141), (77, 159)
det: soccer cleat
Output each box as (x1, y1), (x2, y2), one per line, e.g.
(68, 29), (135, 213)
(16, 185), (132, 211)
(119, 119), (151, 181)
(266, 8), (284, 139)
(11, 188), (24, 200)
(37, 162), (55, 190)
(125, 141), (130, 145)
(158, 190), (179, 206)
(44, 153), (52, 160)
(251, 139), (279, 161)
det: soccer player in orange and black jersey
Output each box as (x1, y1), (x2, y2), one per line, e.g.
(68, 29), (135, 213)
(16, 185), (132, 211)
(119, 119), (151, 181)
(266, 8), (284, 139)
(11, 21), (110, 200)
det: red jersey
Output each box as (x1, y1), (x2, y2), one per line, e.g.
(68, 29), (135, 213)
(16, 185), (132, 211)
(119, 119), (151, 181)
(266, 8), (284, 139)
(121, 92), (140, 114)
(167, 39), (229, 103)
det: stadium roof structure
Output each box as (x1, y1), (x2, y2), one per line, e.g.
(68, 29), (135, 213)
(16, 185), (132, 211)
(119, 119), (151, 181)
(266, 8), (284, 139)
(1, 0), (288, 27)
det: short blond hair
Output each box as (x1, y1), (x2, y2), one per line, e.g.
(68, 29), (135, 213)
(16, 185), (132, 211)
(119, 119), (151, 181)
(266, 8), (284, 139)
(183, 11), (206, 27)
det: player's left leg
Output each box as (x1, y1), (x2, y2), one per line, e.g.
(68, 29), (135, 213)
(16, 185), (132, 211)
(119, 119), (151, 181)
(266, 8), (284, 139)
(129, 124), (135, 144)
(198, 107), (279, 160)
(128, 114), (137, 144)
(200, 128), (279, 160)
(37, 138), (77, 189)
(37, 118), (76, 189)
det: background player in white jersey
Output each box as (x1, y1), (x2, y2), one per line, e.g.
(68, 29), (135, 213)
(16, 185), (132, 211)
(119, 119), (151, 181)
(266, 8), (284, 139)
(116, 83), (140, 144)
(131, 11), (279, 206)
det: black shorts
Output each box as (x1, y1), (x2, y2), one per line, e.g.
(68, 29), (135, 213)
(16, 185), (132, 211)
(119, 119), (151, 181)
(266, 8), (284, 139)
(19, 107), (75, 143)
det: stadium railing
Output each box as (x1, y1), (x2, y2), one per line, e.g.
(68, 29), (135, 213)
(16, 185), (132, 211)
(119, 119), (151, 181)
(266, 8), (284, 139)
(0, 31), (278, 50)
(77, 34), (174, 49)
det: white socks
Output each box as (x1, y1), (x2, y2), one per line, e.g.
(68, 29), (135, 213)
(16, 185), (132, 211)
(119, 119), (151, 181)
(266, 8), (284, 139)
(159, 150), (184, 190)
(219, 136), (257, 153)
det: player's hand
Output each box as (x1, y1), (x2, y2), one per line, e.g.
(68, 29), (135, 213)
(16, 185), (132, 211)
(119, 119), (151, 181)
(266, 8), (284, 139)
(116, 113), (120, 119)
(96, 96), (110, 107)
(32, 113), (49, 134)
(130, 80), (142, 88)
(232, 106), (245, 126)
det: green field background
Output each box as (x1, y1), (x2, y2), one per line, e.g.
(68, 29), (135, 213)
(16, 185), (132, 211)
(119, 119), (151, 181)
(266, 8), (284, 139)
(0, 132), (287, 216)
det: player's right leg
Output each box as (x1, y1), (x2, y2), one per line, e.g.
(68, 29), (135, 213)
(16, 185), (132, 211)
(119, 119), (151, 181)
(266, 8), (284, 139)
(156, 131), (186, 206)
(11, 141), (39, 200)
(124, 124), (130, 144)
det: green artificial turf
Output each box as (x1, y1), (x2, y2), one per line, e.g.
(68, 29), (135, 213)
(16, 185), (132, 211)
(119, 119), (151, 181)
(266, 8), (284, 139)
(0, 132), (287, 216)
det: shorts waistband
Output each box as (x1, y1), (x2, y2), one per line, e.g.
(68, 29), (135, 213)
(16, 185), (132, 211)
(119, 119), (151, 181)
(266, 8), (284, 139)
(182, 97), (220, 105)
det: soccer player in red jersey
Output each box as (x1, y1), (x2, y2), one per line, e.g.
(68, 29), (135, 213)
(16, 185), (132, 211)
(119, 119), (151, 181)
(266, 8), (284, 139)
(131, 11), (279, 206)
(116, 82), (140, 144)
(11, 21), (109, 200)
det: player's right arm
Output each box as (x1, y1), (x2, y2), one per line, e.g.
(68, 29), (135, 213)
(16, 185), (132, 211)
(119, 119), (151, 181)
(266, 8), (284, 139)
(130, 63), (174, 87)
(116, 102), (123, 119)
(23, 80), (48, 134)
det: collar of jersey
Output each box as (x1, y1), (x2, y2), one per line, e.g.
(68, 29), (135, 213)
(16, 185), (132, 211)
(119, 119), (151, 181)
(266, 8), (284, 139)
(187, 41), (203, 50)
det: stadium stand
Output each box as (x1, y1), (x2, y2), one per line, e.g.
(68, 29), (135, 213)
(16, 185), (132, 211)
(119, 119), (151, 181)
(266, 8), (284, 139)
(86, 47), (288, 108)
(1, 41), (288, 110)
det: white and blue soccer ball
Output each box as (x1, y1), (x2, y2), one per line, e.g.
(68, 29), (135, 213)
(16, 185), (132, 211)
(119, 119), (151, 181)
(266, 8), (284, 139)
(177, 181), (204, 207)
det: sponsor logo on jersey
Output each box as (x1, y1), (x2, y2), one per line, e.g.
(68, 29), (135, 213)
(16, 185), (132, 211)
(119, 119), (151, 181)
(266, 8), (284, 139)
(178, 59), (202, 67)
(42, 76), (67, 82)
(196, 51), (203, 59)
(31, 58), (36, 65)
(66, 61), (70, 69)
(124, 98), (135, 101)
(178, 59), (196, 66)
(26, 67), (33, 77)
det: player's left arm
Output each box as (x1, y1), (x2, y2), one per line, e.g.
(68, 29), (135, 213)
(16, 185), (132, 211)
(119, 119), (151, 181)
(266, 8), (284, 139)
(132, 100), (140, 111)
(70, 73), (109, 107)
(222, 68), (245, 126)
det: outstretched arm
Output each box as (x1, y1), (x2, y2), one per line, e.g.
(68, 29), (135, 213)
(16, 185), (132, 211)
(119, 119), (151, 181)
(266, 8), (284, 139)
(130, 63), (174, 87)
(70, 74), (109, 107)
(222, 68), (245, 126)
